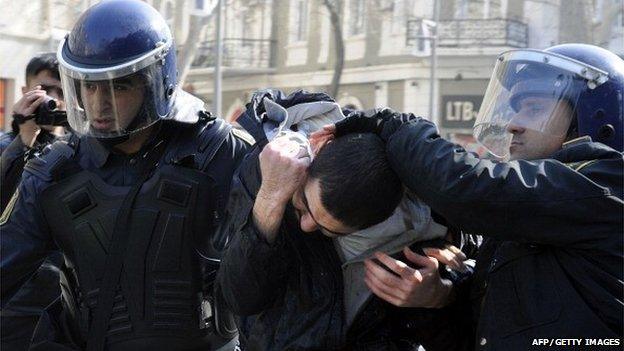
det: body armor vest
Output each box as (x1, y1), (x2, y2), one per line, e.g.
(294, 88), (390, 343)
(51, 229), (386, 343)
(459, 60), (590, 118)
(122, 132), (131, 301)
(37, 121), (235, 350)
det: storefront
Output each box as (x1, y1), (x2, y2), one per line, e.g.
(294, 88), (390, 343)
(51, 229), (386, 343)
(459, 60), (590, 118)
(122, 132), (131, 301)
(439, 79), (489, 156)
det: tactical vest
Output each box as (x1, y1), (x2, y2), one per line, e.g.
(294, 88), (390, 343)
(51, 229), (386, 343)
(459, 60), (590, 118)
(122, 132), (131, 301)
(32, 119), (237, 350)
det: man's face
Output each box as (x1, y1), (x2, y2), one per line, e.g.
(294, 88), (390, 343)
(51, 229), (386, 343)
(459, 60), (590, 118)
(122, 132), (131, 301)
(24, 69), (65, 111)
(291, 178), (356, 237)
(80, 75), (145, 133)
(506, 96), (573, 160)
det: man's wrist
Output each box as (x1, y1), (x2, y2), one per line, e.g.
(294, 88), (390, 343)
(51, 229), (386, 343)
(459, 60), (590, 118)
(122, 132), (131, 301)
(253, 188), (289, 243)
(257, 185), (291, 206)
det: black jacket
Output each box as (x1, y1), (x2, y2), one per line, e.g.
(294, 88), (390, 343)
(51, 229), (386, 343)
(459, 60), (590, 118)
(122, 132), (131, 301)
(215, 147), (474, 351)
(0, 118), (251, 350)
(385, 119), (623, 350)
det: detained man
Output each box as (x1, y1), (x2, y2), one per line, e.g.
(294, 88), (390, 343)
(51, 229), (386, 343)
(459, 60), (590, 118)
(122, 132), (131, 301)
(216, 91), (473, 351)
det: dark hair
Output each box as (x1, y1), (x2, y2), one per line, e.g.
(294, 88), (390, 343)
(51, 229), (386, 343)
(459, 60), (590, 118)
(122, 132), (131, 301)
(308, 133), (403, 230)
(25, 53), (60, 83)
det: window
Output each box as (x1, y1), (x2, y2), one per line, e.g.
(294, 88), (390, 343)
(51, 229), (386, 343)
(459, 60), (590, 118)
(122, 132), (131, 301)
(290, 0), (309, 42)
(348, 0), (366, 36)
(454, 0), (501, 19)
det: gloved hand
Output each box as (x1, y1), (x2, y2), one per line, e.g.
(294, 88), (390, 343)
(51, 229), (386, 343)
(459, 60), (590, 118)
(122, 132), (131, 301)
(334, 108), (421, 141)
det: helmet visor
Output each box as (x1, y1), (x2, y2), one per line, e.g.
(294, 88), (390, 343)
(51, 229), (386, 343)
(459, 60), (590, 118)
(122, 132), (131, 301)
(60, 65), (166, 138)
(473, 50), (607, 158)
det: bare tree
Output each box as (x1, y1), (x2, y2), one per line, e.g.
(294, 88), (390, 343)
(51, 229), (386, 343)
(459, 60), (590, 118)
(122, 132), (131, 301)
(321, 0), (344, 97)
(177, 0), (220, 86)
(590, 0), (623, 47)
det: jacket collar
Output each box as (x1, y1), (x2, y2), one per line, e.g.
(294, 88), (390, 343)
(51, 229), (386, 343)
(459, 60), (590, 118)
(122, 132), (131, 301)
(551, 139), (622, 164)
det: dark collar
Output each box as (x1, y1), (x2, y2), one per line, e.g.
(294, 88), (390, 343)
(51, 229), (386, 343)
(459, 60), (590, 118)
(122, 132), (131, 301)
(551, 140), (622, 164)
(84, 137), (111, 168)
(83, 123), (167, 169)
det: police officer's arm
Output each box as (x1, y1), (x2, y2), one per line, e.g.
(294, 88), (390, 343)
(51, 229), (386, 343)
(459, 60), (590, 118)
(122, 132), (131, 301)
(0, 172), (56, 307)
(0, 136), (29, 211)
(384, 118), (622, 246)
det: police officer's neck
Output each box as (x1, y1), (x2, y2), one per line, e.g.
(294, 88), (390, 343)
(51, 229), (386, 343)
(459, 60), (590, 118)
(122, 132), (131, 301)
(113, 125), (157, 155)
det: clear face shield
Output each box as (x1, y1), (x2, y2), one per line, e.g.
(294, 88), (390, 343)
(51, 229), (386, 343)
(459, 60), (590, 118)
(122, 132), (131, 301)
(60, 65), (166, 138)
(473, 50), (609, 159)
(57, 37), (173, 139)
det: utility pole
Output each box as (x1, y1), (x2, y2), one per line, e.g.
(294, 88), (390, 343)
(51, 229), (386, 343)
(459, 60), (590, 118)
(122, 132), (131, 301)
(213, 0), (224, 117)
(428, 0), (440, 124)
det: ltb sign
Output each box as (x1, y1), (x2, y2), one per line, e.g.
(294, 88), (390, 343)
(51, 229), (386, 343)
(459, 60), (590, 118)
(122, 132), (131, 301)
(440, 95), (483, 128)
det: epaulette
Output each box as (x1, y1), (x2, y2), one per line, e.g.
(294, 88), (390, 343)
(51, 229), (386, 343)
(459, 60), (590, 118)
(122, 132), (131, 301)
(23, 139), (78, 182)
(231, 126), (255, 146)
(565, 159), (600, 172)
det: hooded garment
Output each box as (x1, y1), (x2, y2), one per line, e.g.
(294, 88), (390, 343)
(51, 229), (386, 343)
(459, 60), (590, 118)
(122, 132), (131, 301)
(335, 192), (448, 327)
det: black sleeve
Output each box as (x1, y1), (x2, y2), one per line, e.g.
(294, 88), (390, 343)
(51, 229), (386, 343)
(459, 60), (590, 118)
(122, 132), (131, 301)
(1, 136), (27, 211)
(0, 172), (56, 307)
(386, 119), (621, 247)
(215, 217), (290, 316)
(213, 144), (292, 316)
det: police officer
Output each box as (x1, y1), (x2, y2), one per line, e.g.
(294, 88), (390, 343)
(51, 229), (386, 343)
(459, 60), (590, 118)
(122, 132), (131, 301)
(316, 44), (623, 350)
(0, 53), (67, 351)
(0, 1), (250, 350)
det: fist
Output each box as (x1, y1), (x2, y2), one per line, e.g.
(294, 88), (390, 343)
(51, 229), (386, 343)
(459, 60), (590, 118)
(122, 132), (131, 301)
(258, 133), (311, 203)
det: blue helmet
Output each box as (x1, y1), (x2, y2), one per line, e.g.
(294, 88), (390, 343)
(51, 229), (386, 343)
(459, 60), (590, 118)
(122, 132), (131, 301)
(545, 44), (624, 151)
(474, 44), (623, 158)
(57, 0), (179, 139)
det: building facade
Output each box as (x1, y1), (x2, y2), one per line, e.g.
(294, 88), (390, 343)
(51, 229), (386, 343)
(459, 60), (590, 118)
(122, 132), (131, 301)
(1, 0), (622, 142)
(186, 0), (623, 150)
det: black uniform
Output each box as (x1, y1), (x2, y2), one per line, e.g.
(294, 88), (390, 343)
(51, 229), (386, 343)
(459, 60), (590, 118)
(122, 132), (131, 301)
(383, 118), (623, 350)
(0, 113), (251, 350)
(1, 129), (65, 351)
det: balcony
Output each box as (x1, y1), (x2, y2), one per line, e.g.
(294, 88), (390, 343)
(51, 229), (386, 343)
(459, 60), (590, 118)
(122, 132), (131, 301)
(191, 38), (274, 69)
(437, 18), (528, 48)
(407, 18), (528, 50)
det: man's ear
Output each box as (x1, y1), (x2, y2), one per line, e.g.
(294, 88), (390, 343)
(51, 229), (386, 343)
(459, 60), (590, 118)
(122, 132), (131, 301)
(21, 86), (28, 94)
(310, 135), (332, 156)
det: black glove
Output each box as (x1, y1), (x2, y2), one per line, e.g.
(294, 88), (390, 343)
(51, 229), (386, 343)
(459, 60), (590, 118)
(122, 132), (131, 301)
(334, 108), (421, 141)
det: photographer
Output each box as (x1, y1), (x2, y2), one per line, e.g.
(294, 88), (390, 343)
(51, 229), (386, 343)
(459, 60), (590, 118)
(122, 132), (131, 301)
(0, 53), (66, 351)
(0, 53), (67, 211)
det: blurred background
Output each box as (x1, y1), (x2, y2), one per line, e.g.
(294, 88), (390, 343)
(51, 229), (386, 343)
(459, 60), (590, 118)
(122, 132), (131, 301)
(0, 0), (622, 150)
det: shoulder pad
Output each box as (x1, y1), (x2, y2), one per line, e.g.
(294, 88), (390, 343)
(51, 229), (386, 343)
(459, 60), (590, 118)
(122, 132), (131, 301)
(196, 118), (232, 170)
(166, 118), (232, 170)
(231, 127), (255, 146)
(24, 140), (77, 181)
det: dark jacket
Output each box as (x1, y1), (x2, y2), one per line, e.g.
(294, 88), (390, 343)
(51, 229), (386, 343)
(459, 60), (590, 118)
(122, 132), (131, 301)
(1, 130), (58, 210)
(0, 118), (251, 350)
(0, 131), (17, 155)
(215, 147), (474, 351)
(385, 119), (623, 350)
(1, 129), (64, 351)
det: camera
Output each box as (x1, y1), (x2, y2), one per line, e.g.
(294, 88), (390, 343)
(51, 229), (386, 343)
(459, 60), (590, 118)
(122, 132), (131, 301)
(35, 95), (68, 126)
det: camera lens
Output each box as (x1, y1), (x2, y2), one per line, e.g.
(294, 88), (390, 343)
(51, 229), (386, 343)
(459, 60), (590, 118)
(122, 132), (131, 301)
(42, 96), (57, 111)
